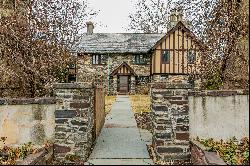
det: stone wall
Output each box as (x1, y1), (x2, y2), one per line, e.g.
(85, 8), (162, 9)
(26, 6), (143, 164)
(53, 83), (95, 163)
(188, 90), (249, 140)
(0, 98), (56, 146)
(150, 81), (192, 164)
(77, 53), (150, 94)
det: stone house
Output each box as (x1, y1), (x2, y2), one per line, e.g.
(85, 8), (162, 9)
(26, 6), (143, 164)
(71, 10), (204, 95)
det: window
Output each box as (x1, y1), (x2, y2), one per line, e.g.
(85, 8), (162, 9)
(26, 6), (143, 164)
(162, 50), (170, 63)
(134, 54), (147, 64)
(67, 62), (76, 83)
(92, 55), (103, 65)
(187, 50), (196, 64)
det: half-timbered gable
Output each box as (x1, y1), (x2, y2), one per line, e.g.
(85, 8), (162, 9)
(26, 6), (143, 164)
(151, 21), (203, 76)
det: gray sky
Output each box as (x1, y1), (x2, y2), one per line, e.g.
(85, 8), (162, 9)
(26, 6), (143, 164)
(87, 0), (136, 33)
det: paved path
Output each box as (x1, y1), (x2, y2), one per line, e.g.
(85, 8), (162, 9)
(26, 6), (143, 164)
(85, 95), (153, 165)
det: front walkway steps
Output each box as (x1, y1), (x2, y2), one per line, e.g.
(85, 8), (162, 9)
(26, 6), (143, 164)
(85, 95), (153, 165)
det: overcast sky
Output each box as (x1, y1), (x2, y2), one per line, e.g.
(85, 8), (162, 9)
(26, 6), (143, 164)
(86, 0), (136, 33)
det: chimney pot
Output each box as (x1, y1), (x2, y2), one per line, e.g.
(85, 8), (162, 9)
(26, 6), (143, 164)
(86, 21), (94, 35)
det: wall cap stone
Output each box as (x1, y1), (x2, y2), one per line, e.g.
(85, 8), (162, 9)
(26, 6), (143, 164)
(0, 97), (56, 105)
(53, 82), (93, 89)
(188, 89), (249, 97)
(149, 82), (192, 89)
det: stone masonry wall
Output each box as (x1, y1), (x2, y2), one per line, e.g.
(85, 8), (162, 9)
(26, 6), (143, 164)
(77, 53), (150, 94)
(53, 83), (95, 164)
(150, 80), (191, 164)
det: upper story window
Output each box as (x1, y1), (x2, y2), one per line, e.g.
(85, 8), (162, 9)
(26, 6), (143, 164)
(134, 54), (147, 64)
(92, 54), (103, 65)
(187, 50), (196, 64)
(162, 50), (170, 64)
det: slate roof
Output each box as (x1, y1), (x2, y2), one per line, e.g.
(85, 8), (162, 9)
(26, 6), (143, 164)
(72, 33), (165, 54)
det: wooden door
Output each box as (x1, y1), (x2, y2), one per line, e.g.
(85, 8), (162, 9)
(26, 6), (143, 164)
(119, 76), (129, 94)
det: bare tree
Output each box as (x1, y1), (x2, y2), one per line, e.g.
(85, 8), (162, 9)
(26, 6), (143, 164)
(0, 0), (98, 97)
(128, 0), (174, 33)
(200, 0), (249, 89)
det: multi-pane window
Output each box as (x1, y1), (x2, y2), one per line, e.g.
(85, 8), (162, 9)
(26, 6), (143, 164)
(162, 50), (170, 63)
(134, 54), (147, 64)
(92, 55), (103, 65)
(67, 62), (76, 83)
(187, 50), (196, 64)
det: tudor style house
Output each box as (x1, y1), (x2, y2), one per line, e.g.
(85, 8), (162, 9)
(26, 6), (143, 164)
(72, 9), (204, 94)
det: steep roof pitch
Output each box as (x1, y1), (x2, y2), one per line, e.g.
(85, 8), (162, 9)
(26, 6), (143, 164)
(152, 21), (205, 49)
(72, 33), (164, 54)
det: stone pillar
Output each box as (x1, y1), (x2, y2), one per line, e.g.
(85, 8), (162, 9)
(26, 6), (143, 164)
(150, 82), (191, 164)
(130, 76), (136, 94)
(53, 82), (94, 164)
(113, 76), (118, 95)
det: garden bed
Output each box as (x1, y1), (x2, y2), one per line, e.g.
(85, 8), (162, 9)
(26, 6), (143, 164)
(0, 138), (53, 165)
(193, 137), (249, 165)
(129, 95), (153, 132)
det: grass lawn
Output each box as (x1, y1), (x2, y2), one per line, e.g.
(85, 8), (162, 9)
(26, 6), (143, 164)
(129, 94), (151, 113)
(104, 95), (117, 115)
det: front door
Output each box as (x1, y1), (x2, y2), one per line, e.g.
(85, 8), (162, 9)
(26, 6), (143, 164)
(119, 76), (129, 94)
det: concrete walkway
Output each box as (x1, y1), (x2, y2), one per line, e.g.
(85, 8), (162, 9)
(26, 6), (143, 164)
(85, 95), (153, 165)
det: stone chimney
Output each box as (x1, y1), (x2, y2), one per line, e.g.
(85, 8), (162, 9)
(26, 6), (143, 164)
(168, 8), (178, 30)
(86, 21), (94, 35)
(177, 8), (183, 21)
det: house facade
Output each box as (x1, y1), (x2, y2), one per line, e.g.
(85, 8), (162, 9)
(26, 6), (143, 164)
(72, 11), (204, 95)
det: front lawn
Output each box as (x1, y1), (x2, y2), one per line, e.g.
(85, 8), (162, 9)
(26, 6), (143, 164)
(129, 95), (151, 113)
(104, 95), (117, 115)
